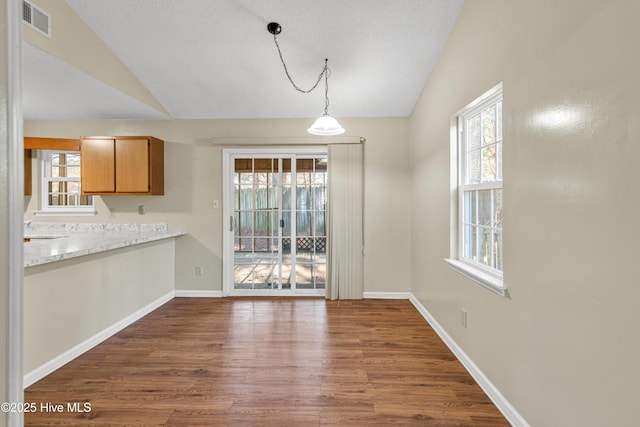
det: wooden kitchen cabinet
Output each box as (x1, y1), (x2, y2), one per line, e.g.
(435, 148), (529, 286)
(80, 136), (164, 195)
(24, 149), (32, 195)
(81, 137), (115, 193)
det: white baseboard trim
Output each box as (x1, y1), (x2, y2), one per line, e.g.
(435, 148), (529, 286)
(175, 290), (223, 298)
(363, 291), (413, 299)
(24, 291), (175, 389)
(409, 294), (529, 427)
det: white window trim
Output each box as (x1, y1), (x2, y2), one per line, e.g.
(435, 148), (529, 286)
(34, 150), (96, 216)
(444, 259), (506, 297)
(33, 210), (97, 217)
(445, 82), (506, 297)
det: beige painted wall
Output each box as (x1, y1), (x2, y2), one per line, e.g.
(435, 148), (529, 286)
(24, 239), (175, 375)
(24, 117), (411, 294)
(409, 0), (640, 425)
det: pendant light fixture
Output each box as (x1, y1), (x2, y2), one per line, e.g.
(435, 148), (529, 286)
(268, 22), (345, 136)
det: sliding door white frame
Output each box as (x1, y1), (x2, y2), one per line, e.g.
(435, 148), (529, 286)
(222, 146), (328, 297)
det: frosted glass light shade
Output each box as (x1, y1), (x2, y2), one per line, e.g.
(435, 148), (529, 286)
(307, 114), (345, 136)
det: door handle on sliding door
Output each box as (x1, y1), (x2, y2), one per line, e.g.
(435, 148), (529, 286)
(230, 216), (234, 232)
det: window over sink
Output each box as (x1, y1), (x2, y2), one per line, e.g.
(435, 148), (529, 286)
(37, 150), (95, 216)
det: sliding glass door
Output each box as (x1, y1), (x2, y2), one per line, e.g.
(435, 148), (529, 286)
(233, 158), (285, 289)
(294, 158), (327, 290)
(223, 149), (327, 295)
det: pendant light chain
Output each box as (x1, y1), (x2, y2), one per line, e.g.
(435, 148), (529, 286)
(272, 33), (331, 115)
(323, 63), (330, 115)
(268, 21), (344, 135)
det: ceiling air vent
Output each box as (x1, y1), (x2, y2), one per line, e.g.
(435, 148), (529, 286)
(23, 0), (51, 38)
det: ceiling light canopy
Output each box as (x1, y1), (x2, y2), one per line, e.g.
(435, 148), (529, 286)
(268, 22), (345, 136)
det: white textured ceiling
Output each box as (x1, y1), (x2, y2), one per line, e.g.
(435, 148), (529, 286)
(22, 42), (168, 120)
(23, 0), (465, 120)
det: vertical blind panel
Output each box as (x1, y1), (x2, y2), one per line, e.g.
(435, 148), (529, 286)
(326, 144), (364, 300)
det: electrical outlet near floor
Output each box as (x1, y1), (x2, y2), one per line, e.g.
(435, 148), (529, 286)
(460, 308), (468, 328)
(195, 266), (203, 276)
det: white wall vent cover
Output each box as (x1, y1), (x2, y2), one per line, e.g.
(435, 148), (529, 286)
(23, 0), (51, 37)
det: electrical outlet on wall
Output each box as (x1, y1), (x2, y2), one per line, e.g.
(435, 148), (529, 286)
(195, 266), (203, 276)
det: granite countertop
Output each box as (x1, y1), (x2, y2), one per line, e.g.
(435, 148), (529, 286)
(24, 222), (187, 268)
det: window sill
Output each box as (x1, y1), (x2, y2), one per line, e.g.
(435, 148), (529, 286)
(33, 210), (97, 217)
(444, 259), (507, 298)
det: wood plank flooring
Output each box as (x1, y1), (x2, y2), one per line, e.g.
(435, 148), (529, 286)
(25, 298), (509, 426)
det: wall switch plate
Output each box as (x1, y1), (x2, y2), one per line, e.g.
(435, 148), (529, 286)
(460, 308), (468, 328)
(213, 199), (220, 209)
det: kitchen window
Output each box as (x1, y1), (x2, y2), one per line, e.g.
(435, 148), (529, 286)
(38, 150), (94, 215)
(446, 83), (505, 297)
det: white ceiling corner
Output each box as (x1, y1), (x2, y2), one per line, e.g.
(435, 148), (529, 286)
(22, 42), (169, 120)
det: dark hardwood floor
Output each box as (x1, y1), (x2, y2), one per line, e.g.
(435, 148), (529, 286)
(25, 298), (509, 426)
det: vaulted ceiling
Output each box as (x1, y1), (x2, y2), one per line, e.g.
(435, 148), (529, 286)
(22, 0), (465, 120)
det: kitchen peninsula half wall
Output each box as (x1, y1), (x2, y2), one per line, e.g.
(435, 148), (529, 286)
(24, 222), (186, 387)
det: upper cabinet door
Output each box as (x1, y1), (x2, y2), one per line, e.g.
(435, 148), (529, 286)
(115, 138), (149, 193)
(80, 138), (115, 193)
